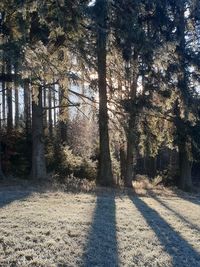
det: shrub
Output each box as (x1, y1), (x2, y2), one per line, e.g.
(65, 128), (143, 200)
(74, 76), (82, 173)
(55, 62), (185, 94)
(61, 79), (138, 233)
(49, 145), (97, 181)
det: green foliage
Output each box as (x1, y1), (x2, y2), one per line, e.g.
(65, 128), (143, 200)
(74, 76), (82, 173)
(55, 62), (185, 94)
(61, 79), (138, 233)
(47, 144), (97, 181)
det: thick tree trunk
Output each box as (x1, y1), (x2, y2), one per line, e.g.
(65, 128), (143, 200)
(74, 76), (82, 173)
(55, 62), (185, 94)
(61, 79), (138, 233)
(31, 86), (46, 180)
(125, 115), (137, 187)
(178, 142), (192, 191)
(120, 142), (126, 182)
(125, 57), (139, 187)
(96, 0), (114, 186)
(176, 3), (193, 191)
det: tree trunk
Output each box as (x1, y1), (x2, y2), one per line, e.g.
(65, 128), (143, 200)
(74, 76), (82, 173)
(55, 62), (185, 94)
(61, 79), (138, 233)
(95, 0), (114, 186)
(59, 85), (68, 143)
(53, 84), (57, 128)
(14, 72), (19, 129)
(48, 87), (53, 139)
(125, 56), (139, 187)
(2, 64), (6, 127)
(120, 142), (126, 182)
(125, 115), (137, 186)
(176, 2), (193, 191)
(6, 61), (13, 131)
(43, 86), (47, 132)
(0, 137), (5, 180)
(178, 142), (192, 191)
(31, 86), (46, 180)
(0, 110), (5, 180)
(24, 80), (31, 137)
(6, 84), (13, 131)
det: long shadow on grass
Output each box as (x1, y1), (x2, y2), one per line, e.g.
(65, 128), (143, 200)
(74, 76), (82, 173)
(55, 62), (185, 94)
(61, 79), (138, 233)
(82, 192), (119, 267)
(172, 190), (200, 206)
(129, 194), (200, 267)
(0, 189), (33, 208)
(151, 194), (200, 233)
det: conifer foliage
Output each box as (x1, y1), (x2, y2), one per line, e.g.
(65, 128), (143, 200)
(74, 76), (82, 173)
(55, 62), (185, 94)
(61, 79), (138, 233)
(0, 0), (199, 190)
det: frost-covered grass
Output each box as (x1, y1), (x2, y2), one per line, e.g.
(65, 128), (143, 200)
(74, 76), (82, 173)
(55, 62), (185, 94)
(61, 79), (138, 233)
(0, 184), (200, 267)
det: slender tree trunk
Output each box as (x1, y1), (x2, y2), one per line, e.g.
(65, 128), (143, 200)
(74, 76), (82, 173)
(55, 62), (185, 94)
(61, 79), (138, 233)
(0, 109), (5, 180)
(6, 59), (13, 131)
(95, 0), (114, 186)
(31, 86), (46, 179)
(6, 84), (13, 131)
(2, 65), (6, 127)
(53, 84), (57, 128)
(81, 72), (86, 114)
(14, 73), (19, 129)
(43, 86), (47, 132)
(6, 60), (12, 131)
(48, 87), (53, 139)
(59, 85), (68, 143)
(24, 80), (31, 137)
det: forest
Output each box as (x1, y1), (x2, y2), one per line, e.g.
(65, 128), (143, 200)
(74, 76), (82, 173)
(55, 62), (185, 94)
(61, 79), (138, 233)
(0, 0), (200, 266)
(0, 0), (200, 190)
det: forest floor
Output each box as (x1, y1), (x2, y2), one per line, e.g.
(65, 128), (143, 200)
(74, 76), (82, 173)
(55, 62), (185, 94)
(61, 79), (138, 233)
(0, 182), (200, 267)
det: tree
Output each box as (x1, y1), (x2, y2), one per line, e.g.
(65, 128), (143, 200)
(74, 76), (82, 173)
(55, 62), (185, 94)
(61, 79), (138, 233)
(31, 86), (47, 179)
(95, 0), (114, 186)
(14, 66), (19, 129)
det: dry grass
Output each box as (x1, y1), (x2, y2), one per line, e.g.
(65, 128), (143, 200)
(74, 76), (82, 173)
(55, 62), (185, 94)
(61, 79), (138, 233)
(0, 182), (200, 266)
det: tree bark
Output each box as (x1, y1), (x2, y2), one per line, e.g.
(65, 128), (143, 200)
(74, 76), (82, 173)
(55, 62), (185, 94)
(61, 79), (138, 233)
(24, 80), (31, 137)
(48, 87), (53, 139)
(14, 68), (19, 129)
(120, 142), (126, 182)
(6, 84), (13, 131)
(95, 0), (114, 186)
(176, 2), (193, 191)
(125, 113), (137, 186)
(125, 56), (139, 187)
(6, 60), (13, 132)
(59, 85), (68, 143)
(53, 84), (57, 128)
(31, 86), (46, 180)
(1, 64), (6, 127)
(178, 142), (192, 191)
(0, 110), (5, 180)
(43, 87), (47, 132)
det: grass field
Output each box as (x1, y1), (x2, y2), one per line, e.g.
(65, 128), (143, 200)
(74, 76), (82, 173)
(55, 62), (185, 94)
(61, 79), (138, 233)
(0, 184), (200, 267)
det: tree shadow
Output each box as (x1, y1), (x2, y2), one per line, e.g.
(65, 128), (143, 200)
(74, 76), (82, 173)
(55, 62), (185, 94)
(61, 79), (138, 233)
(0, 189), (33, 208)
(82, 192), (119, 267)
(0, 182), (41, 209)
(170, 189), (200, 206)
(151, 193), (200, 233)
(129, 194), (200, 267)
